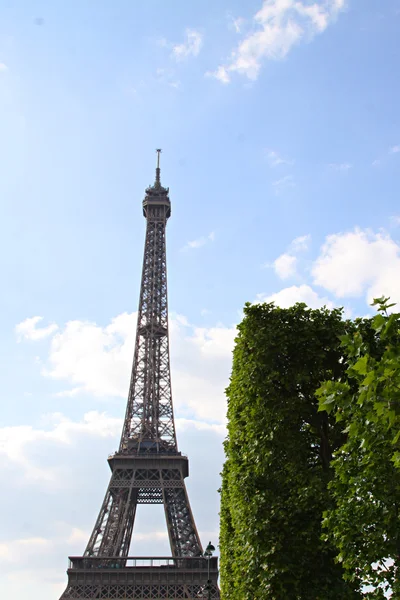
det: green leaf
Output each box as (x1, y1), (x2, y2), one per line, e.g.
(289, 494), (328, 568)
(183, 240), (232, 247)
(372, 313), (386, 333)
(352, 355), (369, 375)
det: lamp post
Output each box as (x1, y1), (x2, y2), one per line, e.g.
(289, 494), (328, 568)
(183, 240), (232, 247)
(203, 541), (215, 600)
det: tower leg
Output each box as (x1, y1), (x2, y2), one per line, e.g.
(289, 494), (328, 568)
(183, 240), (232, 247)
(84, 479), (138, 558)
(163, 484), (203, 557)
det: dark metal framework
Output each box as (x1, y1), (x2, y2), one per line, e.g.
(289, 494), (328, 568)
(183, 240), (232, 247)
(59, 151), (220, 599)
(61, 557), (220, 599)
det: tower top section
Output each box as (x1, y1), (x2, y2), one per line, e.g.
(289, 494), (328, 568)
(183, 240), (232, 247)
(143, 148), (171, 219)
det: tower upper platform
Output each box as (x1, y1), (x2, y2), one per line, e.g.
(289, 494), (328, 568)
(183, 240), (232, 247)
(143, 149), (171, 219)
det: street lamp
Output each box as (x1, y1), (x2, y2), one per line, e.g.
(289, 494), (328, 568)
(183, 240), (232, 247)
(203, 541), (215, 600)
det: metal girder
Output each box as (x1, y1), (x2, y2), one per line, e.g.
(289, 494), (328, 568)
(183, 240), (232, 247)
(61, 583), (220, 599)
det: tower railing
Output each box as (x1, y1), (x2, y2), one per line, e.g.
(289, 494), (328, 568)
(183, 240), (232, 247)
(68, 556), (219, 571)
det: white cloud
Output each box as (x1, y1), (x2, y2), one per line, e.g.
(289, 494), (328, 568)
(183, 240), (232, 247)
(67, 528), (90, 546)
(264, 234), (311, 275)
(272, 174), (295, 192)
(209, 0), (346, 82)
(176, 418), (226, 437)
(227, 13), (246, 33)
(133, 531), (169, 543)
(264, 228), (400, 312)
(294, 1), (331, 31)
(42, 312), (136, 398)
(256, 284), (333, 309)
(206, 65), (230, 83)
(0, 411), (122, 484)
(232, 16), (245, 33)
(182, 231), (215, 250)
(190, 324), (235, 359)
(274, 253), (297, 279)
(312, 228), (400, 303)
(290, 234), (311, 252)
(172, 29), (203, 60)
(266, 149), (294, 167)
(372, 145), (400, 168)
(0, 63), (7, 72)
(0, 536), (52, 563)
(390, 216), (400, 227)
(162, 317), (236, 422)
(15, 316), (58, 342)
(328, 162), (352, 171)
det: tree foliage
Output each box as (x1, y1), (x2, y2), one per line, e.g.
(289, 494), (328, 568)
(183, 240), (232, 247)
(220, 302), (362, 599)
(318, 298), (400, 598)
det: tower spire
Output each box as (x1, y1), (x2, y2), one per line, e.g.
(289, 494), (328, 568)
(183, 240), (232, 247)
(155, 148), (162, 186)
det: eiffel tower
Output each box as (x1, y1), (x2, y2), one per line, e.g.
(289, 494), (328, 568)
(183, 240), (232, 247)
(59, 151), (220, 600)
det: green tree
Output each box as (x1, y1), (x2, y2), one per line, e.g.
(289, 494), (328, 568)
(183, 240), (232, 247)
(220, 302), (362, 600)
(318, 298), (400, 598)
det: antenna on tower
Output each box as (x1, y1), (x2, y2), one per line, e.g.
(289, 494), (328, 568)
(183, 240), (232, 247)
(155, 148), (162, 185)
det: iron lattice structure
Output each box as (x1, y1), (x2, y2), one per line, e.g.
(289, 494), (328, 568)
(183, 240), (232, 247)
(59, 152), (220, 599)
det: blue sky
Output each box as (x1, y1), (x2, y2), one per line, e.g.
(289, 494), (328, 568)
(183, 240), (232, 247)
(1, 1), (400, 598)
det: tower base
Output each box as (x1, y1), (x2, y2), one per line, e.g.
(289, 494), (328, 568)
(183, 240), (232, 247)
(60, 556), (220, 599)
